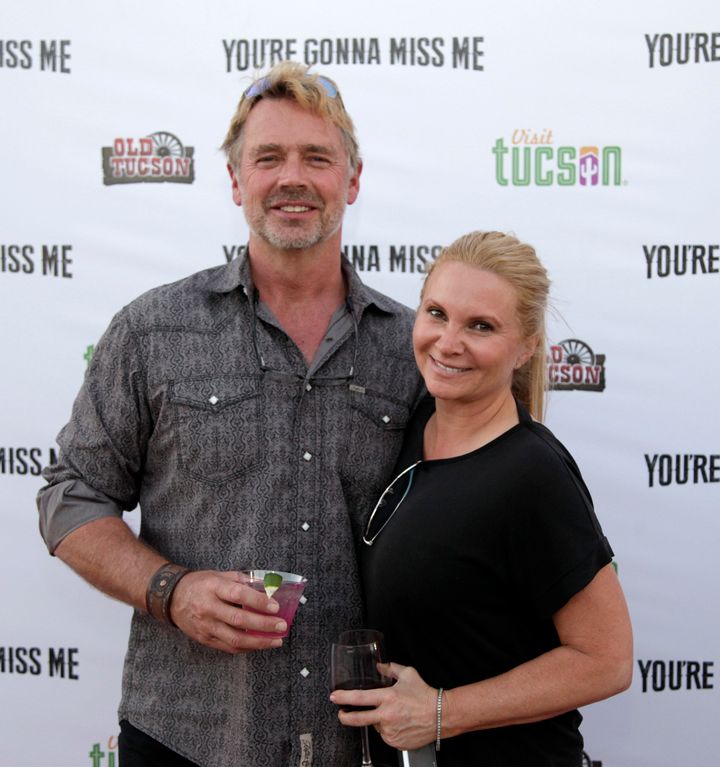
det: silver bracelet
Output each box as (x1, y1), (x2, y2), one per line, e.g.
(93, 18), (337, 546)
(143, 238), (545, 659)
(435, 687), (444, 751)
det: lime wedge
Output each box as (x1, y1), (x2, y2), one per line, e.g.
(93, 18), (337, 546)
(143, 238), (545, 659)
(263, 571), (283, 598)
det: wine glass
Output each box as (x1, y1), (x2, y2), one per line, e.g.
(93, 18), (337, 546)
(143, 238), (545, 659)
(331, 629), (393, 767)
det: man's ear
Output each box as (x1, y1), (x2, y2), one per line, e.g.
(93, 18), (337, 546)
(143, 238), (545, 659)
(346, 159), (362, 205)
(228, 164), (242, 206)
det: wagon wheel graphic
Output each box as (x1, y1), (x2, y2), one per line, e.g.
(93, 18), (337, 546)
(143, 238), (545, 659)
(149, 131), (184, 158)
(557, 338), (595, 366)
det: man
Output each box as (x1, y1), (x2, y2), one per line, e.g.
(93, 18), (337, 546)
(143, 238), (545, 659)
(38, 61), (423, 767)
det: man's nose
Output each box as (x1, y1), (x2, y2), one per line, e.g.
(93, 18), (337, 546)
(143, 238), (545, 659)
(277, 154), (308, 187)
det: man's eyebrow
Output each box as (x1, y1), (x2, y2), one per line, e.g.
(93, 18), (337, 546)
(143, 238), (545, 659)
(249, 143), (283, 157)
(248, 143), (338, 158)
(302, 143), (337, 156)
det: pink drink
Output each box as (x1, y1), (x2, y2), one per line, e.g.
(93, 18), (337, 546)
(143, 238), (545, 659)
(241, 570), (306, 638)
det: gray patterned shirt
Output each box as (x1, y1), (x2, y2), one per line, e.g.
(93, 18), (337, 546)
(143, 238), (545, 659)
(38, 254), (423, 767)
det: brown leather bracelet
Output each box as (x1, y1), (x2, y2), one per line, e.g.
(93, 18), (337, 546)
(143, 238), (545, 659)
(145, 562), (191, 626)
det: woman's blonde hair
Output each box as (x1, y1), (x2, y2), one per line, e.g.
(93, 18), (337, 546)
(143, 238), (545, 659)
(423, 231), (550, 420)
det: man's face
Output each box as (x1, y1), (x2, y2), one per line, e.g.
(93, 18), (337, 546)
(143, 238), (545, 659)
(229, 98), (361, 252)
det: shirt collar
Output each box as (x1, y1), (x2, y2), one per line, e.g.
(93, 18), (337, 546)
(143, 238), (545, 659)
(208, 249), (402, 317)
(206, 253), (252, 297)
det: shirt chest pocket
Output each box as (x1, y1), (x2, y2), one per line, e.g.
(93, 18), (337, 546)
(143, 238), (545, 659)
(341, 393), (409, 498)
(169, 376), (263, 483)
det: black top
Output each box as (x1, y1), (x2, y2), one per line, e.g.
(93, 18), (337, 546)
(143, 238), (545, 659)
(362, 397), (613, 766)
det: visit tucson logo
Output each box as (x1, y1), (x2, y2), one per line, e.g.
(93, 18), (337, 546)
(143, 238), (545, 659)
(102, 131), (195, 185)
(492, 129), (623, 187)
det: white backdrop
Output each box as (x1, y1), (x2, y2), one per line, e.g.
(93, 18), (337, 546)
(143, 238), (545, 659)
(1, 2), (718, 765)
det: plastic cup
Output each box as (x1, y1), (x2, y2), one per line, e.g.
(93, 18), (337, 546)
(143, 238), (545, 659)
(239, 569), (307, 637)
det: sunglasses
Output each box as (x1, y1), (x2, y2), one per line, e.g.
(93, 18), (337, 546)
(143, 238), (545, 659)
(363, 461), (422, 546)
(244, 74), (338, 100)
(250, 290), (358, 387)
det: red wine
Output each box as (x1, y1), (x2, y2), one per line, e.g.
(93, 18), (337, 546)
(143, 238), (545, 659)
(333, 676), (392, 711)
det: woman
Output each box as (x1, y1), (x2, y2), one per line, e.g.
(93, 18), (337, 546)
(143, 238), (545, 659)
(330, 231), (633, 765)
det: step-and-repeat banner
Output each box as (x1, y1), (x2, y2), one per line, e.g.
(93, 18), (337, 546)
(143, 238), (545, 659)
(2, 1), (718, 764)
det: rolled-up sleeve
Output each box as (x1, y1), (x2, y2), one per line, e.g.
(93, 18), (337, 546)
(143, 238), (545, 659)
(37, 308), (151, 553)
(37, 479), (123, 554)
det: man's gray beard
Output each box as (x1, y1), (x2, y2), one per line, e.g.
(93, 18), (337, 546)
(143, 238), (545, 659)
(260, 224), (327, 251)
(248, 206), (345, 251)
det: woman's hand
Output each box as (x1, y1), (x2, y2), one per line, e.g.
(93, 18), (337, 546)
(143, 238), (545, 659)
(330, 662), (438, 751)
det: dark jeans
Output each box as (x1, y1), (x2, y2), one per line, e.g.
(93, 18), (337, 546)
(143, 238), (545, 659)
(120, 718), (398, 767)
(119, 720), (200, 767)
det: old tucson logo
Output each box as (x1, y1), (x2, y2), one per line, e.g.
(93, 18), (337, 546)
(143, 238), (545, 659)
(547, 339), (606, 392)
(102, 132), (195, 185)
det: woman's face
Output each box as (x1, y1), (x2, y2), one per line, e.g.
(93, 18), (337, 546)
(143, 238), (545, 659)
(413, 261), (536, 407)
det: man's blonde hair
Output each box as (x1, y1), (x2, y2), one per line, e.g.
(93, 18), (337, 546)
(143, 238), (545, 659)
(221, 61), (360, 171)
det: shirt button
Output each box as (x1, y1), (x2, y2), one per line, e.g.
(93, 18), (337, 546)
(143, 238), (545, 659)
(303, 451), (312, 461)
(381, 415), (390, 424)
(300, 667), (310, 678)
(301, 522), (310, 532)
(305, 383), (313, 392)
(299, 595), (308, 605)
(209, 395), (219, 405)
